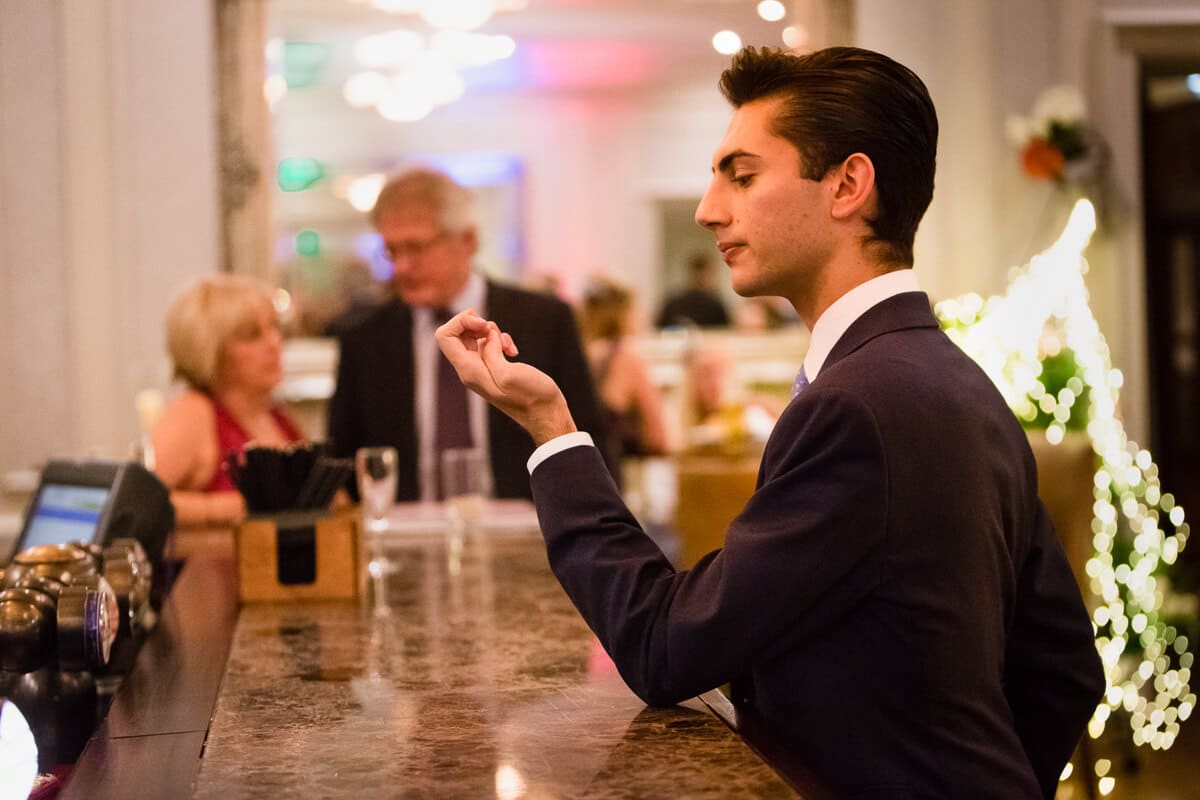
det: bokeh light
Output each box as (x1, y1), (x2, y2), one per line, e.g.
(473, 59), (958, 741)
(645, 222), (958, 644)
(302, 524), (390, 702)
(712, 30), (742, 56)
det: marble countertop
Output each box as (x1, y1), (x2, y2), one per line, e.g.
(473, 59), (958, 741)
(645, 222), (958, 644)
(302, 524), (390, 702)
(193, 524), (795, 798)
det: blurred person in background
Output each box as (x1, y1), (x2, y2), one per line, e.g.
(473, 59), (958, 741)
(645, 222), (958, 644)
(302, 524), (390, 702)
(733, 296), (797, 332)
(327, 167), (610, 501)
(520, 270), (565, 298)
(578, 276), (670, 461)
(152, 275), (304, 526)
(682, 343), (781, 452)
(322, 257), (388, 339)
(655, 252), (730, 329)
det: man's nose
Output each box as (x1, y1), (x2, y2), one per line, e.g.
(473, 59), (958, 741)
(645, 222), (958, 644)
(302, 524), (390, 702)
(390, 253), (414, 275)
(694, 183), (724, 230)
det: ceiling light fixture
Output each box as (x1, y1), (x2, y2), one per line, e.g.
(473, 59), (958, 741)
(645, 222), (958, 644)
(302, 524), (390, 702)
(712, 30), (742, 56)
(372, 0), (423, 12)
(342, 71), (388, 108)
(346, 28), (516, 123)
(420, 0), (496, 31)
(757, 0), (786, 22)
(782, 24), (809, 50)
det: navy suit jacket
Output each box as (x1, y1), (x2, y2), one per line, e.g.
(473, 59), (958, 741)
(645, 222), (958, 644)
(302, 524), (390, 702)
(531, 292), (1104, 798)
(327, 280), (608, 501)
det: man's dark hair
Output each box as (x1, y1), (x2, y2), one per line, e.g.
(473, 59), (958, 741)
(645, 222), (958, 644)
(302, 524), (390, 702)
(719, 46), (938, 267)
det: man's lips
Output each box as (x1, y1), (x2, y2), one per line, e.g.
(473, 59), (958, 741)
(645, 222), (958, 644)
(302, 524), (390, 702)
(717, 242), (746, 261)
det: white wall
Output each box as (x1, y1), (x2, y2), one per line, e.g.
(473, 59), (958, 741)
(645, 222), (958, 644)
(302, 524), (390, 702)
(0, 0), (220, 475)
(857, 0), (1153, 441)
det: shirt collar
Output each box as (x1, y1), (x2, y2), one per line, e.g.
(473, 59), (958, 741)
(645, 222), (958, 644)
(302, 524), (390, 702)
(446, 271), (486, 316)
(803, 269), (921, 380)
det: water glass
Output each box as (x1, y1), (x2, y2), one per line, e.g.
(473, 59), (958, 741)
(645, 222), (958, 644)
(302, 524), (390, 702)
(440, 448), (489, 530)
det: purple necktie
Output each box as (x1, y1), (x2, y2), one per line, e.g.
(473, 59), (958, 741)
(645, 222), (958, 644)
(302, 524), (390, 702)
(792, 365), (810, 398)
(434, 309), (473, 498)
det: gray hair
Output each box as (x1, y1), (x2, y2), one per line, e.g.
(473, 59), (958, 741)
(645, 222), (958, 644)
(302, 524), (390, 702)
(370, 167), (477, 232)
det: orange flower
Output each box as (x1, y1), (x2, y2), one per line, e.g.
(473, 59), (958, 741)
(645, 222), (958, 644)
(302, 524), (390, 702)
(1021, 138), (1065, 180)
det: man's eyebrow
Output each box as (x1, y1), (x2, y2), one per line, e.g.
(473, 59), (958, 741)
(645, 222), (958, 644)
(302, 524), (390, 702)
(715, 149), (757, 174)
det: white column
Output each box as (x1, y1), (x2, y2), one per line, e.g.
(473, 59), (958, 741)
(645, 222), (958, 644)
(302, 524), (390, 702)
(0, 0), (220, 475)
(60, 0), (122, 458)
(0, 1), (74, 470)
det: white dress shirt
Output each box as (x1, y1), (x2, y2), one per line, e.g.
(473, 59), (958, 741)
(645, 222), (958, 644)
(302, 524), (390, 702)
(415, 271), (488, 500)
(802, 268), (922, 380)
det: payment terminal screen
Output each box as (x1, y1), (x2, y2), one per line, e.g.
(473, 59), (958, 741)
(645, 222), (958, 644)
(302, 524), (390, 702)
(21, 484), (110, 548)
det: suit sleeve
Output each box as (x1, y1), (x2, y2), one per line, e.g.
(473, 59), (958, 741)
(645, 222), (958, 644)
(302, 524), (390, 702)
(531, 387), (888, 707)
(326, 333), (361, 459)
(1004, 502), (1105, 798)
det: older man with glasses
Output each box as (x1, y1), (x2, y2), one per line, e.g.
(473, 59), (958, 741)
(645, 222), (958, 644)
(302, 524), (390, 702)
(327, 167), (610, 502)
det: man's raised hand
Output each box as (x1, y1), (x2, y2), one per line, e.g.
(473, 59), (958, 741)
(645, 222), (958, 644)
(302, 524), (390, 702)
(435, 311), (577, 446)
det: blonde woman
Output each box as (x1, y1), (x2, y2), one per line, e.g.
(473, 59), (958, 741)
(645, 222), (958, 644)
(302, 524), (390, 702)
(578, 277), (669, 459)
(152, 275), (304, 525)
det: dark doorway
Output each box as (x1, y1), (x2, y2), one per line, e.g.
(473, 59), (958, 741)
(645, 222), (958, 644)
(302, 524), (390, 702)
(1142, 63), (1200, 580)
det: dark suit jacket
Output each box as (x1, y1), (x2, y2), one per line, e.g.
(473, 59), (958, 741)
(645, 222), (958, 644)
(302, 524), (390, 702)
(531, 292), (1104, 798)
(327, 281), (608, 501)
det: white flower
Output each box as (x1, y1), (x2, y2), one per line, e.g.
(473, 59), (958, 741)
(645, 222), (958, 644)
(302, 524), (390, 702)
(1031, 84), (1087, 129)
(1006, 114), (1039, 147)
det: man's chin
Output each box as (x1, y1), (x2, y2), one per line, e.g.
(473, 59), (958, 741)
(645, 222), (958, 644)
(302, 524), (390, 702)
(729, 276), (760, 299)
(397, 291), (429, 308)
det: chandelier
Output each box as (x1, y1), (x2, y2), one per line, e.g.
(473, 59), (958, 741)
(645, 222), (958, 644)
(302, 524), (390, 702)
(342, 0), (524, 121)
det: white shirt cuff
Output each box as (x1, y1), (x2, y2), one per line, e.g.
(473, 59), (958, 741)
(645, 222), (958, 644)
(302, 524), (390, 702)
(526, 431), (595, 474)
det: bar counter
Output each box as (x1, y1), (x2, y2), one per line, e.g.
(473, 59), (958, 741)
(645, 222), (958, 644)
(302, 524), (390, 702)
(66, 503), (802, 798)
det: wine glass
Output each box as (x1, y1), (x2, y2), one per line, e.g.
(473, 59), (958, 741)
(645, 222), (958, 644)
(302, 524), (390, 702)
(356, 446), (398, 577)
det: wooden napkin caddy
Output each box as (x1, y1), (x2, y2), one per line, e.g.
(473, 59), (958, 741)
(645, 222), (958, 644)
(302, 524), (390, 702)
(235, 509), (364, 602)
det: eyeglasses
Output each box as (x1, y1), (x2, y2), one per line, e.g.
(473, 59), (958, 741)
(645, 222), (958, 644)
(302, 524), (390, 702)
(380, 231), (450, 262)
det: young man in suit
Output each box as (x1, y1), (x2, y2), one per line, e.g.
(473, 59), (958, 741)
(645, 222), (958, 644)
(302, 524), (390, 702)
(327, 167), (607, 501)
(437, 47), (1104, 798)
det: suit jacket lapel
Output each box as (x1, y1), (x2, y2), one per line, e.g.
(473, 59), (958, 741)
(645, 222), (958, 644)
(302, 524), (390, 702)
(821, 291), (939, 374)
(382, 299), (417, 456)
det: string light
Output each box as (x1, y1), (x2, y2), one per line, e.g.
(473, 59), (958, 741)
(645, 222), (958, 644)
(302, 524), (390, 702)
(935, 199), (1193, 793)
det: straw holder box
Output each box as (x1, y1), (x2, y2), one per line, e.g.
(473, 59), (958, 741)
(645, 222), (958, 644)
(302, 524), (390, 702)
(235, 509), (364, 602)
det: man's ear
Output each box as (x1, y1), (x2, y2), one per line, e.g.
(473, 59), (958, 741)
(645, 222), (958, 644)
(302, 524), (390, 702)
(829, 152), (876, 221)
